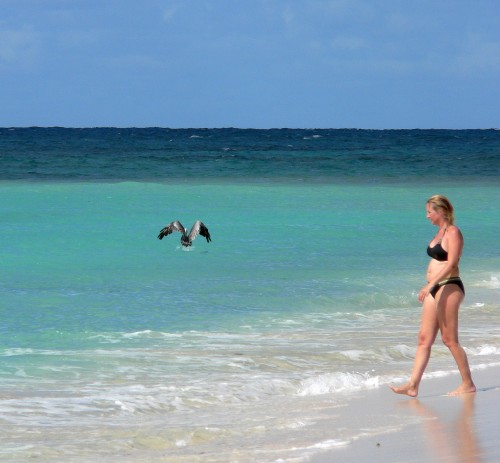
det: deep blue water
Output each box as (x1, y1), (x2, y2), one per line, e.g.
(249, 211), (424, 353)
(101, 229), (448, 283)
(1, 127), (499, 182)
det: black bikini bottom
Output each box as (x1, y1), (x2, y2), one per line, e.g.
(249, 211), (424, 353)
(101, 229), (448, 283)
(430, 277), (465, 299)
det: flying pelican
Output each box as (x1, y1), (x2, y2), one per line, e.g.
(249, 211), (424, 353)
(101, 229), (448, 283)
(157, 220), (211, 247)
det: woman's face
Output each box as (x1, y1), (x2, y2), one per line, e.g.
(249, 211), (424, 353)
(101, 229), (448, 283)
(426, 203), (444, 226)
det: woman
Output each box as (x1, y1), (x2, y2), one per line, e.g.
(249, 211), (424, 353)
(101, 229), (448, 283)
(391, 195), (476, 397)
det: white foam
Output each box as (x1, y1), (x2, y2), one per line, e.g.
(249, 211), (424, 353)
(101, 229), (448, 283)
(340, 349), (365, 360)
(307, 438), (349, 449)
(474, 275), (500, 289)
(475, 345), (500, 356)
(298, 371), (380, 396)
(122, 330), (153, 338)
(2, 348), (35, 356)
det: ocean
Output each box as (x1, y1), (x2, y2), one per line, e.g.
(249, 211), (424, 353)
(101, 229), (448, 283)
(1, 128), (499, 462)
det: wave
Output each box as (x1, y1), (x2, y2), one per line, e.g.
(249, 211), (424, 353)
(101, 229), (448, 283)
(473, 274), (500, 289)
(298, 371), (381, 396)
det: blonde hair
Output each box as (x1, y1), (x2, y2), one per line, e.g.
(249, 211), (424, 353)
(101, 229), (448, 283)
(427, 195), (455, 225)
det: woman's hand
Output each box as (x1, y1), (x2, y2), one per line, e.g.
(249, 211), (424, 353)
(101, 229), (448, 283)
(418, 283), (434, 303)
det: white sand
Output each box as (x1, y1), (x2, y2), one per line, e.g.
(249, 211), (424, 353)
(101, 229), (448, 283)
(309, 366), (500, 463)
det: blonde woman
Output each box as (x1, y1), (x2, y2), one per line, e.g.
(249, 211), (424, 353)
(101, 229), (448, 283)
(391, 195), (476, 397)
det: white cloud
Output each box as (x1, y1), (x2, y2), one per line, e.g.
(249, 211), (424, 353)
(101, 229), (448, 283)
(163, 3), (180, 23)
(453, 34), (500, 75)
(282, 5), (294, 26)
(0, 24), (38, 65)
(105, 53), (166, 70)
(313, 0), (374, 21)
(330, 36), (367, 51)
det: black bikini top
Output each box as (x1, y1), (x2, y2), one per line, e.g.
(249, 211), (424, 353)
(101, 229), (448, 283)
(427, 228), (448, 261)
(427, 242), (448, 261)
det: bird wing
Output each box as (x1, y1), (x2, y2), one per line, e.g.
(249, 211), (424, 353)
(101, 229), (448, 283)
(188, 220), (211, 243)
(158, 220), (185, 240)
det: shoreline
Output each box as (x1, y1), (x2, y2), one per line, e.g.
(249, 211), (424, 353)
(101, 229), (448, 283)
(309, 365), (500, 463)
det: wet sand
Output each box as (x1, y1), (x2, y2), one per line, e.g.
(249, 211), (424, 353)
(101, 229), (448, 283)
(310, 366), (500, 463)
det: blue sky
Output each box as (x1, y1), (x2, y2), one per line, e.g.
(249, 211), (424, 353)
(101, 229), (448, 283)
(1, 0), (499, 128)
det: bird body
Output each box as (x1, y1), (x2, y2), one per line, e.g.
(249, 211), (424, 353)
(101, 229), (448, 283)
(158, 220), (211, 247)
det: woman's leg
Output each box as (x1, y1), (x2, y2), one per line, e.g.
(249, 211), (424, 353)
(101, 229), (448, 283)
(390, 294), (439, 397)
(437, 286), (476, 395)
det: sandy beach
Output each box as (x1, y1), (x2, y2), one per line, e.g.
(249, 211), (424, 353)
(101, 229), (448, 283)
(310, 366), (500, 463)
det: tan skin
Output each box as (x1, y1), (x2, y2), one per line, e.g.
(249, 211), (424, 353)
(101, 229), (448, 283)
(390, 202), (476, 397)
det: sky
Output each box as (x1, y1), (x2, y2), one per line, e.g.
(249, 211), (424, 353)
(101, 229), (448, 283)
(1, 0), (499, 128)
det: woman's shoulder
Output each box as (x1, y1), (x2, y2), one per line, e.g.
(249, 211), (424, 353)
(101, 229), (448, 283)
(446, 224), (463, 241)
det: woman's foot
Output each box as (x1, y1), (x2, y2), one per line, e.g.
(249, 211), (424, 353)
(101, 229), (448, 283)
(448, 382), (476, 396)
(389, 383), (418, 397)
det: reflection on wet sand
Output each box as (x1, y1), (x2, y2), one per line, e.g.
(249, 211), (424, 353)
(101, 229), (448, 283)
(403, 394), (482, 463)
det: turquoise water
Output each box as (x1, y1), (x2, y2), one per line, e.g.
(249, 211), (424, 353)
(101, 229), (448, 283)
(1, 129), (499, 462)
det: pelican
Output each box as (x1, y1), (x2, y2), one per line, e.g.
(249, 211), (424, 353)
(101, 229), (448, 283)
(157, 220), (211, 247)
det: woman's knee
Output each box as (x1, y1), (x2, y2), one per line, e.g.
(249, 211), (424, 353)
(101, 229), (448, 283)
(417, 331), (435, 348)
(441, 333), (459, 349)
